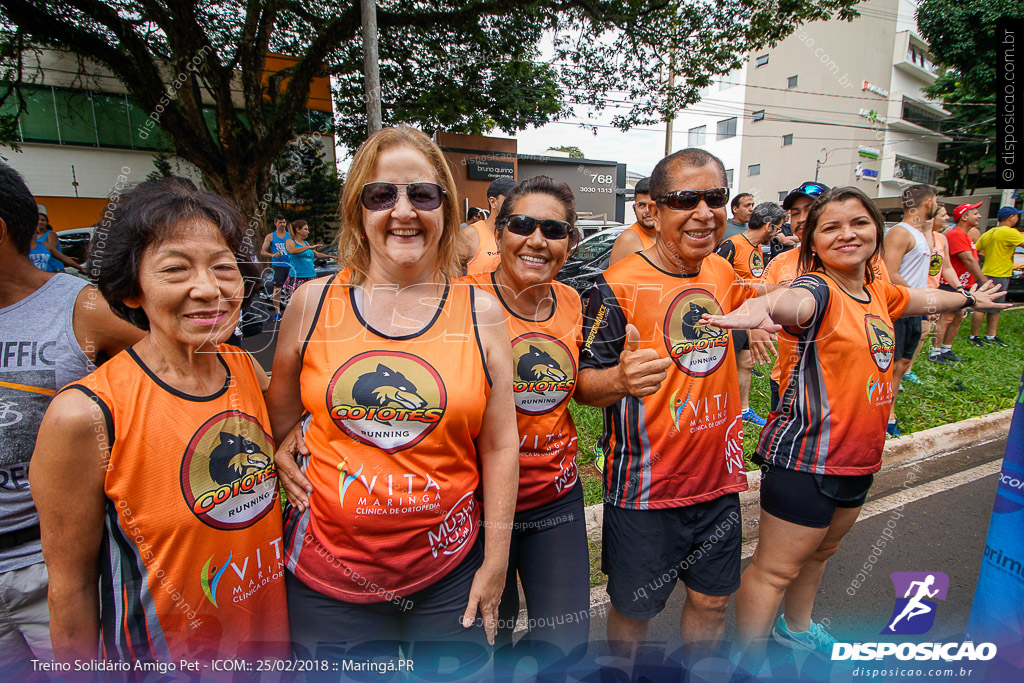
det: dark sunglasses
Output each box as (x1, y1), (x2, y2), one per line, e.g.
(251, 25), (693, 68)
(360, 182), (446, 211)
(654, 187), (730, 211)
(501, 214), (573, 240)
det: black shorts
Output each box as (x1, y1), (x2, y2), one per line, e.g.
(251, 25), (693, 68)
(272, 264), (290, 287)
(893, 315), (922, 362)
(732, 329), (749, 352)
(601, 494), (742, 620)
(757, 458), (872, 528)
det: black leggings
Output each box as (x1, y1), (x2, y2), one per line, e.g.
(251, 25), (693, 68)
(286, 535), (490, 681)
(495, 483), (590, 669)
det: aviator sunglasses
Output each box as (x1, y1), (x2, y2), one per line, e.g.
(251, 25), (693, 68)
(360, 182), (446, 211)
(500, 214), (573, 240)
(654, 187), (730, 211)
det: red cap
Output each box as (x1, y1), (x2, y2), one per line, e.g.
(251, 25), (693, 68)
(952, 202), (982, 222)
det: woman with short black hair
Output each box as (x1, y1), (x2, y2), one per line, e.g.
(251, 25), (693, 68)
(31, 178), (289, 663)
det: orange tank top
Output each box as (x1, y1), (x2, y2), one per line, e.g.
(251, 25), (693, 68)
(286, 270), (491, 602)
(62, 345), (288, 662)
(463, 272), (582, 512)
(626, 222), (656, 250)
(466, 221), (501, 274)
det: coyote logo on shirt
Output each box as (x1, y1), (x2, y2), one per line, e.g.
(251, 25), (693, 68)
(864, 315), (896, 372)
(328, 351), (447, 453)
(208, 432), (272, 485)
(181, 411), (277, 530)
(512, 334), (576, 415)
(664, 289), (730, 377)
(352, 364), (428, 424)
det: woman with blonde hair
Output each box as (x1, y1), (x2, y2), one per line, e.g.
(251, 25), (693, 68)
(267, 127), (518, 674)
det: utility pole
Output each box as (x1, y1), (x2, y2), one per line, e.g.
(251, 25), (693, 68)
(360, 0), (382, 135)
(664, 53), (675, 156)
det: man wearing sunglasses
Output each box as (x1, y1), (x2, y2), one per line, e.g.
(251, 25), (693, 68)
(460, 177), (516, 274)
(576, 148), (756, 666)
(609, 177), (657, 267)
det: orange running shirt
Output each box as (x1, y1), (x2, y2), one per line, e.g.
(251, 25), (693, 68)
(62, 345), (288, 662)
(716, 234), (765, 280)
(757, 273), (910, 475)
(927, 231), (949, 289)
(466, 221), (501, 274)
(761, 250), (891, 385)
(580, 252), (751, 510)
(464, 272), (582, 512)
(625, 223), (656, 250)
(286, 270), (490, 602)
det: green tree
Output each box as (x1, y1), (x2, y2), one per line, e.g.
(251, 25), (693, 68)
(916, 0), (1018, 193)
(1, 0), (861, 220)
(271, 136), (342, 245)
(548, 145), (584, 159)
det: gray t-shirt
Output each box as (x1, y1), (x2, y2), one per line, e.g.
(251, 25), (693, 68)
(724, 219), (747, 240)
(0, 274), (93, 572)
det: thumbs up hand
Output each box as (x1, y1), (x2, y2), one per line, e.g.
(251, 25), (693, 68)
(617, 324), (673, 398)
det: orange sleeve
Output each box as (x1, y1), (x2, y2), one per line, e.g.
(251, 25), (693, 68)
(881, 280), (911, 320)
(728, 273), (756, 310)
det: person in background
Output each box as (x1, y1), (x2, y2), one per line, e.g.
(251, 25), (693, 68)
(969, 206), (1023, 347)
(29, 205), (84, 274)
(724, 192), (754, 240)
(260, 214), (291, 322)
(882, 185), (938, 437)
(0, 163), (141, 673)
(460, 177), (517, 274)
(715, 202), (787, 428)
(283, 219), (334, 297)
(902, 203), (959, 388)
(31, 178), (290, 663)
(609, 177), (656, 266)
(930, 202), (987, 364)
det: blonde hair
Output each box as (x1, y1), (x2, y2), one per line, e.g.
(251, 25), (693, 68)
(337, 127), (460, 284)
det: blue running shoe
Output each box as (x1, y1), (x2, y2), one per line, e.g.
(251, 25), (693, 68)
(742, 408), (767, 427)
(771, 614), (837, 655)
(902, 371), (922, 385)
(886, 421), (901, 438)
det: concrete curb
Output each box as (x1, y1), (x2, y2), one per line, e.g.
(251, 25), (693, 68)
(583, 408), (1013, 541)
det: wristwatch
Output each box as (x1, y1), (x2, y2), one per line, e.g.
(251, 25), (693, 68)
(957, 287), (977, 309)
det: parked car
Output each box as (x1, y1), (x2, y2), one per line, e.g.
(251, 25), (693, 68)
(1008, 246), (1024, 303)
(56, 226), (95, 279)
(556, 226), (626, 302)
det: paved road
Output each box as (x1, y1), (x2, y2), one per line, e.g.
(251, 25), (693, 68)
(575, 438), (1006, 681)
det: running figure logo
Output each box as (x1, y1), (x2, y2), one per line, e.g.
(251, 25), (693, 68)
(882, 571), (949, 635)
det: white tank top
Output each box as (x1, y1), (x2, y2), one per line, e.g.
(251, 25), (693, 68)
(896, 223), (930, 289)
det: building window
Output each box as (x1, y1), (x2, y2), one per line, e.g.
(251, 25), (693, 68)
(779, 190), (789, 202)
(717, 117), (737, 140)
(787, 75), (798, 89)
(725, 169), (734, 186)
(894, 158), (939, 185)
(756, 54), (769, 67)
(748, 164), (761, 176)
(719, 69), (740, 90)
(751, 110), (765, 122)
(901, 98), (944, 133)
(782, 134), (794, 146)
(688, 125), (706, 146)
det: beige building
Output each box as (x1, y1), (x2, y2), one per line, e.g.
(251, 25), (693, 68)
(738, 0), (948, 201)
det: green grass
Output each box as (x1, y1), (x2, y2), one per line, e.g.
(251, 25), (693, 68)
(570, 307), (1024, 506)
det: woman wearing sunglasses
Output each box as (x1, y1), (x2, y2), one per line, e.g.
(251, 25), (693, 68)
(461, 176), (590, 667)
(702, 187), (1008, 660)
(266, 126), (518, 675)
